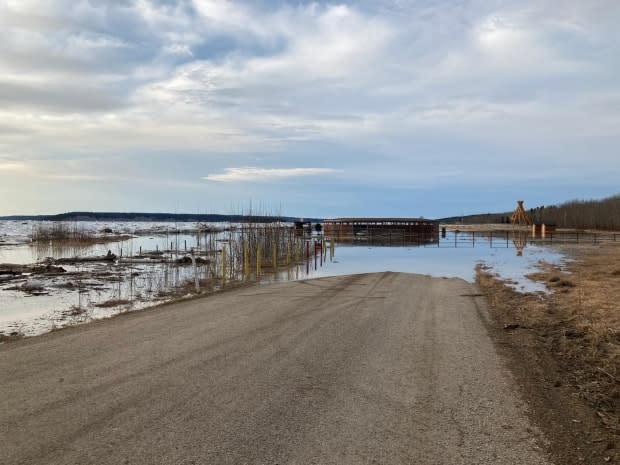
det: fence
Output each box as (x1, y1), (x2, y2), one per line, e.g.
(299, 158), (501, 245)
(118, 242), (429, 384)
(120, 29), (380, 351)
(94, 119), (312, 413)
(325, 230), (620, 249)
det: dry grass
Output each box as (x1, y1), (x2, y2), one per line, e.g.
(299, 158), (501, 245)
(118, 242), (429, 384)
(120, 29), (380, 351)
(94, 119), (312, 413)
(476, 243), (620, 436)
(32, 222), (94, 243)
(31, 222), (130, 245)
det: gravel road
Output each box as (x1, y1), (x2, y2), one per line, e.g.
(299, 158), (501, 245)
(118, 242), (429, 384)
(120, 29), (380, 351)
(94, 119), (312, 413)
(0, 272), (552, 465)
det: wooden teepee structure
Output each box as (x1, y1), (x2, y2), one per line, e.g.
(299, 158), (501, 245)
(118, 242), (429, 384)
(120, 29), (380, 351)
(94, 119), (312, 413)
(511, 200), (533, 226)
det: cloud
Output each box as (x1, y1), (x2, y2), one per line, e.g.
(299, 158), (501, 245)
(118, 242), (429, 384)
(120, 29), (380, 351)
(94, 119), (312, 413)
(204, 167), (338, 182)
(0, 161), (29, 172)
(1, 0), (620, 215)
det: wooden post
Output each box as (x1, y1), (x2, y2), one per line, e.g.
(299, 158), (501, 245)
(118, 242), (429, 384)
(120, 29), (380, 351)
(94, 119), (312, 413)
(313, 240), (317, 269)
(243, 242), (249, 280)
(256, 244), (261, 276)
(286, 239), (291, 265)
(192, 249), (199, 293)
(221, 245), (226, 284)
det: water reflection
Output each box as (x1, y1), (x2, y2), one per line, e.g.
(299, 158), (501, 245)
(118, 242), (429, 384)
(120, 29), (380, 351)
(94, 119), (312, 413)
(511, 231), (529, 256)
(1, 230), (568, 337)
(281, 234), (567, 294)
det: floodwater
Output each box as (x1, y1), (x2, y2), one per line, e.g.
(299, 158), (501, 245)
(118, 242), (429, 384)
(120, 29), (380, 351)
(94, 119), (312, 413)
(0, 220), (229, 264)
(0, 220), (568, 337)
(291, 241), (566, 292)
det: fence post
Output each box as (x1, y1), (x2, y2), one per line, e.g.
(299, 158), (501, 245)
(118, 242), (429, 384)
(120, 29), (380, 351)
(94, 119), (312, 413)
(221, 245), (226, 284)
(192, 248), (199, 293)
(243, 242), (249, 280)
(287, 241), (291, 265)
(256, 244), (261, 276)
(314, 240), (318, 269)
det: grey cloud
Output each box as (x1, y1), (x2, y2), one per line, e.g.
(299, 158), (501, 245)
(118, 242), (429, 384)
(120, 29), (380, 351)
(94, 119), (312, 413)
(1, 0), (619, 177)
(0, 80), (129, 112)
(0, 124), (33, 136)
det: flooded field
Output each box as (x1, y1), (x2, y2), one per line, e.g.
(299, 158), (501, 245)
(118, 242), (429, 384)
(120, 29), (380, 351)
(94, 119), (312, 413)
(0, 220), (568, 337)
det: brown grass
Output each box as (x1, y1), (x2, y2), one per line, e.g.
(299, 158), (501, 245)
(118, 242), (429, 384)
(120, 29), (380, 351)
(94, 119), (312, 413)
(31, 222), (130, 245)
(476, 243), (620, 439)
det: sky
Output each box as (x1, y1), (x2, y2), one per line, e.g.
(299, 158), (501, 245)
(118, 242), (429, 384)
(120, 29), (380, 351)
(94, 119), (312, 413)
(0, 0), (619, 218)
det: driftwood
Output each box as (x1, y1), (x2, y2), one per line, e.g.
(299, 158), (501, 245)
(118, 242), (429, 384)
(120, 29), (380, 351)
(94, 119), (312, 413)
(55, 257), (115, 264)
(119, 258), (168, 264)
(0, 264), (67, 275)
(54, 250), (117, 264)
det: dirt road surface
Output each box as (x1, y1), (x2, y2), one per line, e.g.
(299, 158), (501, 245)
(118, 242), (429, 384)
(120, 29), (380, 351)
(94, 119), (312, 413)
(1, 272), (552, 465)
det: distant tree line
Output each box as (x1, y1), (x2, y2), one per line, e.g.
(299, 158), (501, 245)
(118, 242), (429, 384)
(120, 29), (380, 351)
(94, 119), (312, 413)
(441, 212), (509, 224)
(529, 194), (620, 230)
(441, 194), (620, 230)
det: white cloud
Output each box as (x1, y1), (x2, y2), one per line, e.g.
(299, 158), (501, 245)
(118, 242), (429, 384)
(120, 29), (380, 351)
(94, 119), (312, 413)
(204, 167), (338, 182)
(0, 161), (29, 172)
(1, 0), (620, 214)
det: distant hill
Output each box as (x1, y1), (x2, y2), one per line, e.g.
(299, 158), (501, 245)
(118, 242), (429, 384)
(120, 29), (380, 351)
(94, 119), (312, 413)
(439, 212), (511, 224)
(0, 212), (323, 223)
